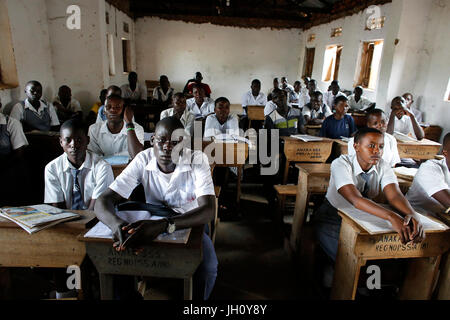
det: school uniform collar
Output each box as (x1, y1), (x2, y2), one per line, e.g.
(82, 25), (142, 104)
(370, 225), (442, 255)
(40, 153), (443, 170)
(62, 151), (93, 172)
(249, 91), (264, 99)
(24, 99), (48, 113)
(145, 148), (193, 174)
(100, 120), (127, 136)
(351, 154), (378, 177)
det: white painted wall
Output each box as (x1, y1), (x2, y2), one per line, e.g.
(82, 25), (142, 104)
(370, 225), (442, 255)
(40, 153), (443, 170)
(0, 0), (55, 114)
(135, 17), (303, 103)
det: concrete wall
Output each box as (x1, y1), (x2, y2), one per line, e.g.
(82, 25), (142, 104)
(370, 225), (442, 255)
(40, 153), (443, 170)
(135, 17), (303, 103)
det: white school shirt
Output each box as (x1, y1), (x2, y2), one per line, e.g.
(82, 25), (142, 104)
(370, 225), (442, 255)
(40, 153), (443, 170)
(410, 107), (423, 123)
(0, 113), (28, 150)
(392, 115), (417, 139)
(152, 87), (174, 102)
(347, 94), (372, 111)
(186, 97), (215, 118)
(302, 103), (333, 119)
(160, 107), (195, 135)
(109, 148), (215, 214)
(120, 83), (147, 101)
(406, 158), (450, 216)
(204, 114), (240, 138)
(264, 101), (277, 117)
(347, 133), (401, 168)
(10, 99), (60, 126)
(44, 151), (114, 209)
(87, 120), (144, 158)
(53, 97), (82, 113)
(241, 91), (267, 115)
(323, 91), (347, 109)
(326, 154), (398, 209)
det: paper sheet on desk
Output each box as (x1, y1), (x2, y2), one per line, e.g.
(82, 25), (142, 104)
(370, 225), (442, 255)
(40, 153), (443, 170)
(339, 205), (448, 235)
(84, 210), (191, 244)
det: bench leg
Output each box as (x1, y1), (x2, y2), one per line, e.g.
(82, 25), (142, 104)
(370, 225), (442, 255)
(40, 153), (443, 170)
(290, 171), (308, 253)
(437, 252), (450, 300)
(399, 256), (441, 300)
(236, 166), (242, 208)
(99, 273), (114, 300)
(283, 161), (290, 185)
(184, 277), (193, 300)
(331, 221), (366, 300)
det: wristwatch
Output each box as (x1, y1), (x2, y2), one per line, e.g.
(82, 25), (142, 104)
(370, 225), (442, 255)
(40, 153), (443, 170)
(445, 207), (450, 215)
(126, 122), (135, 129)
(165, 217), (176, 234)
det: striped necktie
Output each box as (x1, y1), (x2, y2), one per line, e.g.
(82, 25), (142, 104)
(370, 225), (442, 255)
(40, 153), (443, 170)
(360, 172), (371, 198)
(71, 169), (84, 210)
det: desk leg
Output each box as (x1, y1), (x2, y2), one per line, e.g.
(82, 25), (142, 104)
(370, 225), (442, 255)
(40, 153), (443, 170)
(236, 166), (242, 207)
(283, 161), (290, 185)
(99, 273), (114, 300)
(437, 252), (450, 300)
(184, 277), (193, 300)
(399, 256), (441, 300)
(290, 171), (308, 253)
(331, 221), (366, 300)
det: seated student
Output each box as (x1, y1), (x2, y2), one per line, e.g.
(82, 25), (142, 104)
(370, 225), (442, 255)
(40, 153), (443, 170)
(301, 77), (310, 96)
(186, 85), (215, 118)
(406, 132), (450, 216)
(10, 80), (60, 132)
(289, 81), (308, 108)
(302, 78), (318, 106)
(45, 119), (114, 210)
(302, 91), (332, 125)
(88, 95), (144, 160)
(152, 75), (174, 107)
(347, 86), (372, 112)
(320, 96), (356, 139)
(267, 77), (280, 101)
(402, 93), (423, 123)
(120, 71), (147, 104)
(0, 111), (29, 206)
(264, 88), (306, 136)
(53, 85), (83, 122)
(314, 127), (425, 263)
(86, 89), (107, 126)
(96, 85), (122, 123)
(281, 77), (295, 94)
(184, 72), (212, 98)
(323, 80), (347, 110)
(241, 79), (267, 115)
(387, 96), (424, 140)
(348, 109), (401, 168)
(204, 97), (239, 138)
(160, 92), (195, 135)
(94, 117), (217, 300)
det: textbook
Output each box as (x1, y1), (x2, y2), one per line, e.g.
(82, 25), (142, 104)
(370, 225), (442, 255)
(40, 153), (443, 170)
(0, 204), (80, 234)
(394, 167), (418, 181)
(103, 155), (129, 165)
(213, 134), (254, 148)
(291, 134), (323, 142)
(393, 131), (418, 143)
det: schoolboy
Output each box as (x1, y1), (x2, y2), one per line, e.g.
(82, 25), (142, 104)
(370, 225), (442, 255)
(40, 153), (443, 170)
(302, 91), (332, 125)
(120, 71), (147, 104)
(96, 85), (122, 123)
(88, 94), (144, 159)
(53, 85), (83, 122)
(348, 86), (372, 112)
(402, 93), (423, 123)
(45, 119), (114, 211)
(160, 92), (195, 135)
(323, 80), (347, 110)
(348, 109), (400, 167)
(387, 96), (424, 140)
(152, 75), (174, 107)
(94, 116), (217, 300)
(406, 132), (450, 216)
(241, 79), (267, 115)
(319, 96), (356, 139)
(10, 81), (60, 132)
(186, 85), (215, 118)
(315, 127), (425, 262)
(204, 97), (239, 138)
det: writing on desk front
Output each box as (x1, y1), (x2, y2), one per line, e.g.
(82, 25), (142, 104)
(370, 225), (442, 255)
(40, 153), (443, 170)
(107, 247), (169, 269)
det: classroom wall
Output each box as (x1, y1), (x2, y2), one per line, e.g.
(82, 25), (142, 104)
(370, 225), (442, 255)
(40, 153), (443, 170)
(0, 0), (55, 114)
(135, 17), (303, 104)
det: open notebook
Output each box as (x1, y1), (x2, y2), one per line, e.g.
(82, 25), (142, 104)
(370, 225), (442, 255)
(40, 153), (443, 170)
(339, 205), (448, 235)
(84, 210), (191, 244)
(291, 134), (323, 142)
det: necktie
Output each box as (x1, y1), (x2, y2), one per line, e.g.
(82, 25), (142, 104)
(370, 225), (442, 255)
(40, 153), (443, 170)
(360, 172), (371, 197)
(71, 169), (84, 210)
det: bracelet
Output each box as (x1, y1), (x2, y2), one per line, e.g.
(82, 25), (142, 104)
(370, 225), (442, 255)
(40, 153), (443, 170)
(127, 127), (135, 131)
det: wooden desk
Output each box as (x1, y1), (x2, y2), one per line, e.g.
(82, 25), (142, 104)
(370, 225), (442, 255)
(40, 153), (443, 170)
(203, 140), (249, 206)
(331, 139), (349, 159)
(281, 137), (334, 184)
(111, 164), (128, 178)
(290, 164), (414, 253)
(436, 211), (450, 300)
(0, 210), (95, 268)
(247, 105), (265, 128)
(331, 211), (450, 300)
(81, 226), (203, 300)
(396, 139), (441, 160)
(350, 113), (367, 127)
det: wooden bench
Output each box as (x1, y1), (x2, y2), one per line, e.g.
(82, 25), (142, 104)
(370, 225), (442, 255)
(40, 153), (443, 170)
(247, 105), (265, 129)
(274, 184), (297, 223)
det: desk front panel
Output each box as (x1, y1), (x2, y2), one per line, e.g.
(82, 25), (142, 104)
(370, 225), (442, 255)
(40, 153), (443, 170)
(282, 138), (333, 163)
(397, 142), (441, 160)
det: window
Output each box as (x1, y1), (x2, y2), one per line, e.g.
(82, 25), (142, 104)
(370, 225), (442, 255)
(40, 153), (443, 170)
(107, 34), (115, 76)
(331, 27), (342, 38)
(123, 22), (129, 33)
(365, 16), (386, 31)
(322, 45), (343, 82)
(355, 40), (384, 90)
(445, 78), (450, 102)
(302, 47), (315, 78)
(0, 0), (18, 89)
(122, 38), (131, 73)
(105, 11), (109, 24)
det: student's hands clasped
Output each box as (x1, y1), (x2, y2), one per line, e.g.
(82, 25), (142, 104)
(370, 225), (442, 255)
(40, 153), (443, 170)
(113, 219), (167, 253)
(389, 213), (425, 244)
